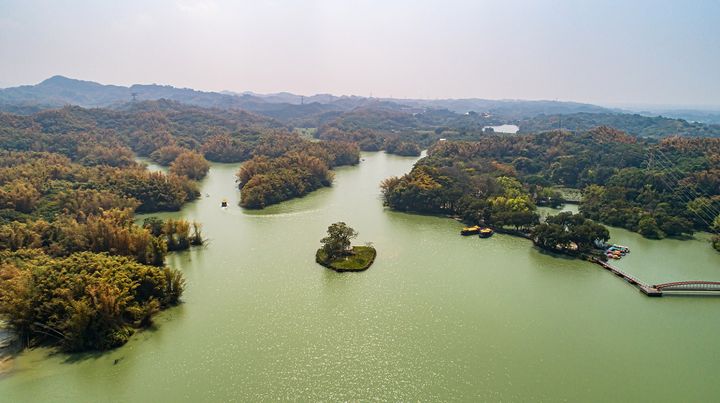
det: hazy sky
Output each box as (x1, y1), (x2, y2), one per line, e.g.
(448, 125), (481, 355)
(1, 0), (718, 107)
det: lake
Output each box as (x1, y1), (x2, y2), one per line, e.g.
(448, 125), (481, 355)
(2, 151), (720, 401)
(483, 124), (520, 134)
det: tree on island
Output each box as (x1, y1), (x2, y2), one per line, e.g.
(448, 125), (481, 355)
(320, 222), (358, 259)
(316, 222), (376, 272)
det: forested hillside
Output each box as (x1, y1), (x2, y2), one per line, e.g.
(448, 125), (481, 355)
(237, 134), (359, 208)
(0, 100), (281, 163)
(3, 76), (719, 142)
(0, 149), (205, 351)
(381, 127), (720, 251)
(0, 103), (263, 352)
(517, 113), (720, 138)
(0, 102), (365, 211)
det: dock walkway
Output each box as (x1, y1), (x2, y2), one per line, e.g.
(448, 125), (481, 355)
(592, 259), (662, 296)
(592, 259), (720, 297)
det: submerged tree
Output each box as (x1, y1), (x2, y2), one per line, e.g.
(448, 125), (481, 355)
(163, 219), (191, 251)
(320, 222), (358, 260)
(190, 221), (204, 246)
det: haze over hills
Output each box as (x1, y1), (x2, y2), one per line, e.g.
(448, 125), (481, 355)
(0, 75), (257, 113)
(632, 108), (720, 125)
(0, 75), (614, 117)
(1, 75), (719, 138)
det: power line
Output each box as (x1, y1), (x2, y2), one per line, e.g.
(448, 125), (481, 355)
(649, 151), (720, 228)
(651, 155), (717, 217)
(653, 149), (720, 219)
(649, 167), (715, 228)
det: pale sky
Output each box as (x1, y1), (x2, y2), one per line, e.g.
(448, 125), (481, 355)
(0, 0), (719, 107)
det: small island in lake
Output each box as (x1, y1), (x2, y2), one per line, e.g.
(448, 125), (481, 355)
(316, 222), (376, 272)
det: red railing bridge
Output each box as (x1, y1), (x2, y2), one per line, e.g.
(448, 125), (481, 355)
(653, 281), (720, 293)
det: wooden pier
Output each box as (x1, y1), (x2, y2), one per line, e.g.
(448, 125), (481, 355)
(592, 259), (662, 296)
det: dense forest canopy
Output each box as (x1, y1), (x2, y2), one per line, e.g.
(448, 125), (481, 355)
(531, 212), (610, 253)
(517, 113), (720, 138)
(236, 134), (360, 208)
(0, 101), (280, 164)
(3, 76), (719, 147)
(382, 127), (720, 252)
(0, 146), (211, 352)
(0, 250), (184, 351)
(0, 104), (225, 351)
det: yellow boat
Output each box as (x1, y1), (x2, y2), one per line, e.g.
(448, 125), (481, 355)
(461, 225), (481, 236)
(478, 227), (494, 238)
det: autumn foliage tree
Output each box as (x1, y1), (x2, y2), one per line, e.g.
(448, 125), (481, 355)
(169, 151), (210, 180)
(201, 134), (251, 162)
(0, 180), (41, 213)
(0, 250), (185, 351)
(236, 134), (359, 209)
(150, 145), (189, 165)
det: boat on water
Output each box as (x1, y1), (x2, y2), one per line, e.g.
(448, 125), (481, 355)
(478, 227), (494, 238)
(605, 244), (629, 259)
(604, 244), (630, 259)
(461, 225), (481, 236)
(461, 225), (494, 237)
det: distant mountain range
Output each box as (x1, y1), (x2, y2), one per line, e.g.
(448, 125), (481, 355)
(0, 75), (258, 113)
(0, 75), (615, 119)
(633, 108), (720, 125)
(1, 76), (719, 135)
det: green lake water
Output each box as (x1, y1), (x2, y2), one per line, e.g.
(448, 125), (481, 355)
(2, 151), (720, 401)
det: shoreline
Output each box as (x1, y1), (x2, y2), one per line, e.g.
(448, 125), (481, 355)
(0, 322), (20, 376)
